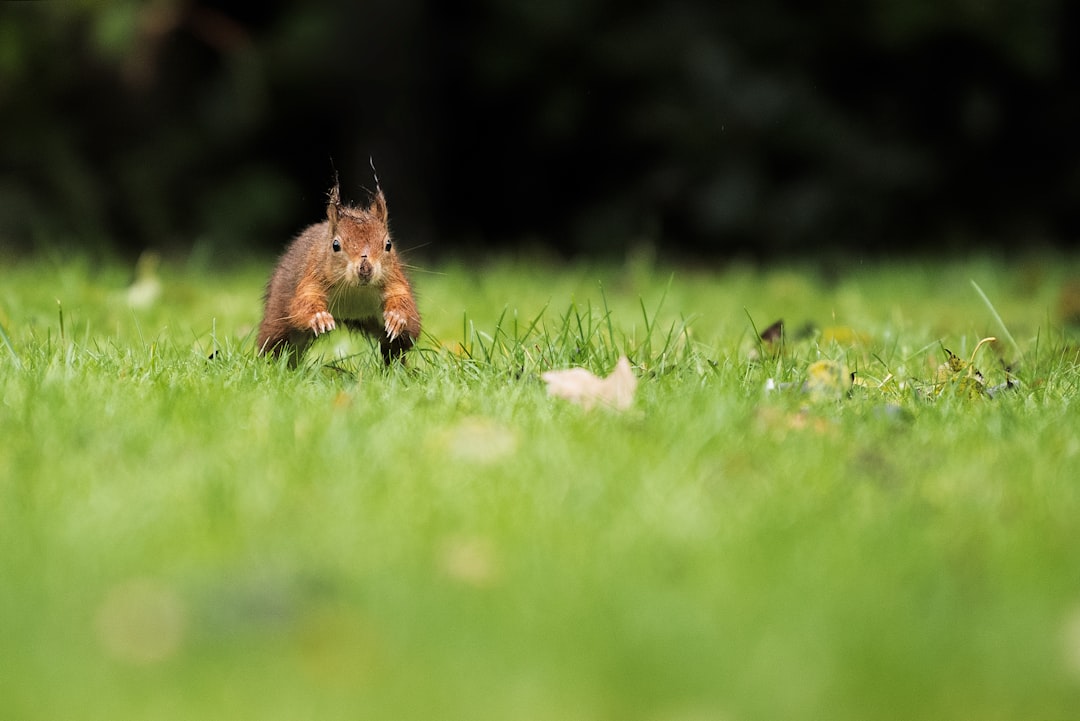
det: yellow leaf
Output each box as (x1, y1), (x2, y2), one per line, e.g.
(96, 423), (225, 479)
(934, 342), (996, 398)
(805, 359), (849, 401)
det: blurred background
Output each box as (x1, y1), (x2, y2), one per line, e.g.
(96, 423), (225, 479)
(1, 0), (1078, 261)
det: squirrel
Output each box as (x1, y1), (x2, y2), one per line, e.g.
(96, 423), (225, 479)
(256, 176), (421, 365)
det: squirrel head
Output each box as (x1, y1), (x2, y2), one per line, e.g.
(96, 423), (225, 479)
(324, 179), (394, 286)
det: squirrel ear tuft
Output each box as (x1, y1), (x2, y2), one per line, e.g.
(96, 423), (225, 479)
(370, 187), (388, 223)
(368, 158), (388, 223)
(327, 176), (341, 228)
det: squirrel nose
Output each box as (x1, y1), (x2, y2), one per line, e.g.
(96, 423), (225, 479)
(357, 258), (373, 279)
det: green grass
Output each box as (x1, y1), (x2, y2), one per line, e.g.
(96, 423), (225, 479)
(2, 251), (1080, 721)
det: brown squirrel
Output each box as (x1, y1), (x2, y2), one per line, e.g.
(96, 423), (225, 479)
(256, 177), (421, 364)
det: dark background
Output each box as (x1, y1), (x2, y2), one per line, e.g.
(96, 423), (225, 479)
(1, 0), (1078, 261)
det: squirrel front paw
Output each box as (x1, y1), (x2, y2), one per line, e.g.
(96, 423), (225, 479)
(384, 309), (411, 342)
(309, 311), (336, 336)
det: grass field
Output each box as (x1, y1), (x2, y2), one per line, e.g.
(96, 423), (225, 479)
(2, 250), (1080, 720)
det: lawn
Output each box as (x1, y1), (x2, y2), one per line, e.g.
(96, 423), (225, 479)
(2, 250), (1080, 720)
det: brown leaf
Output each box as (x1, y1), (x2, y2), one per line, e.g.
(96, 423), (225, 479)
(760, 319), (784, 343)
(542, 356), (637, 411)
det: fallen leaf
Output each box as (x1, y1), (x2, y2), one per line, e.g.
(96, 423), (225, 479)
(934, 341), (996, 398)
(936, 348), (973, 380)
(987, 377), (1018, 398)
(542, 356), (637, 411)
(804, 359), (850, 401)
(760, 319), (784, 343)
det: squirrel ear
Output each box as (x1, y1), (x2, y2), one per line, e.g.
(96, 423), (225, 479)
(327, 178), (341, 228)
(370, 187), (388, 224)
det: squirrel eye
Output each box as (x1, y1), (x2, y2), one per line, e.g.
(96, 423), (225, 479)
(332, 238), (342, 253)
(384, 237), (392, 252)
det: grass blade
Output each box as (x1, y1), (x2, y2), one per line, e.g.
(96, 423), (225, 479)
(0, 319), (22, 369)
(971, 279), (1020, 357)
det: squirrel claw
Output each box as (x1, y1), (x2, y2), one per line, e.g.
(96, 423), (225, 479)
(384, 310), (407, 341)
(310, 311), (336, 335)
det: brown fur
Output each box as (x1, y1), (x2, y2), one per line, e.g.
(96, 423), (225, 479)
(256, 180), (421, 365)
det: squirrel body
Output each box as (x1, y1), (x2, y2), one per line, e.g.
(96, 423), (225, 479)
(256, 179), (420, 364)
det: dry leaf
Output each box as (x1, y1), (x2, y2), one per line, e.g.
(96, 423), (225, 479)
(542, 356), (637, 411)
(804, 359), (850, 401)
(934, 341), (996, 398)
(760, 318), (784, 343)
